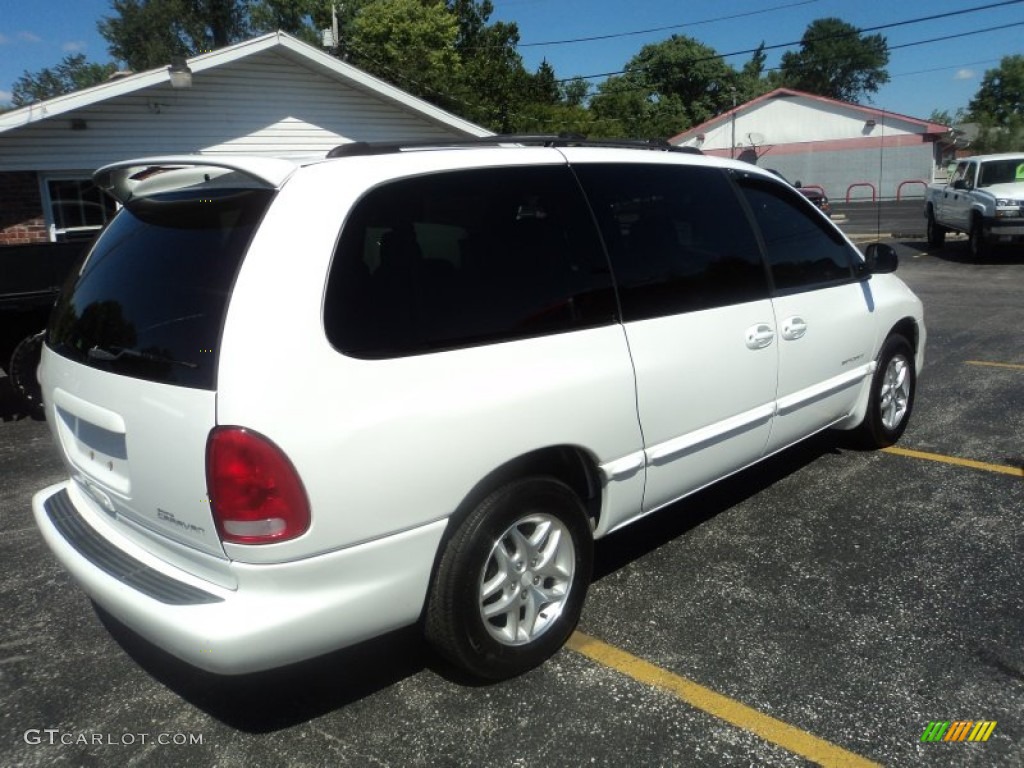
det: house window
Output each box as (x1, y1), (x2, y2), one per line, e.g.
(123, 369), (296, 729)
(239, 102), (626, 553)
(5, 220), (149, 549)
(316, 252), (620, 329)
(40, 175), (118, 242)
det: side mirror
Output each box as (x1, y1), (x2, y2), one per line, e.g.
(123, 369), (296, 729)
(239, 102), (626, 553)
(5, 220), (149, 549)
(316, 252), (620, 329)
(861, 243), (898, 276)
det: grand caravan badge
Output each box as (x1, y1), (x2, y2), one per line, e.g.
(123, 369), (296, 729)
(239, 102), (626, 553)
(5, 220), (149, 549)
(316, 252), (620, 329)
(156, 508), (206, 536)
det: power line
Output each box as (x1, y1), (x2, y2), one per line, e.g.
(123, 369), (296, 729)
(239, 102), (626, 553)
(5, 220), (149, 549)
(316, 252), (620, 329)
(889, 58), (1002, 78)
(755, 22), (1024, 75)
(517, 0), (820, 48)
(555, 0), (1024, 82)
(888, 19), (1024, 51)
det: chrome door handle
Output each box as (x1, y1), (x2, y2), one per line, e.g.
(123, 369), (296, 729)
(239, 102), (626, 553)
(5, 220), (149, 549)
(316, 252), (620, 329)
(745, 323), (775, 350)
(781, 316), (807, 340)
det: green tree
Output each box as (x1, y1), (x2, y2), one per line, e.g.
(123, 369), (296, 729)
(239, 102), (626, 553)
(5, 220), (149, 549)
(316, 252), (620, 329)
(99, 0), (321, 71)
(11, 53), (118, 107)
(249, 0), (321, 45)
(968, 54), (1024, 127)
(528, 60), (560, 105)
(445, 0), (531, 132)
(589, 35), (738, 139)
(560, 77), (589, 108)
(100, 0), (249, 70)
(512, 64), (598, 135)
(971, 117), (1024, 152)
(331, 0), (530, 132)
(962, 56), (1024, 152)
(738, 43), (772, 103)
(778, 17), (889, 103)
(346, 0), (461, 100)
(928, 108), (966, 127)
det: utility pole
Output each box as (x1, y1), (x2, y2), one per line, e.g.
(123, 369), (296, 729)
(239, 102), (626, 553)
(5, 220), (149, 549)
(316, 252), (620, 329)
(322, 3), (340, 54)
(730, 86), (737, 160)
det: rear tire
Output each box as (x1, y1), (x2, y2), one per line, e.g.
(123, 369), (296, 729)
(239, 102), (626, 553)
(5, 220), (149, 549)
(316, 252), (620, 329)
(926, 208), (945, 247)
(425, 477), (592, 681)
(852, 334), (915, 449)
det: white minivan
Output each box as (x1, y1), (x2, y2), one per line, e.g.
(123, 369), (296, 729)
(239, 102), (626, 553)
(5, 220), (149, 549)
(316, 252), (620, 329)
(33, 137), (924, 680)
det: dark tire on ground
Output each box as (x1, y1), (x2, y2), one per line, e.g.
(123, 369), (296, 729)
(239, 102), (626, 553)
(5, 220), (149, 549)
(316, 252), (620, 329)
(969, 214), (990, 259)
(9, 331), (45, 419)
(926, 208), (946, 247)
(851, 334), (915, 449)
(425, 477), (593, 681)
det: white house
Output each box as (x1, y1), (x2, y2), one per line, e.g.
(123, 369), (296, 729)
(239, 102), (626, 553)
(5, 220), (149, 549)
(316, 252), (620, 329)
(0, 31), (490, 246)
(669, 88), (953, 203)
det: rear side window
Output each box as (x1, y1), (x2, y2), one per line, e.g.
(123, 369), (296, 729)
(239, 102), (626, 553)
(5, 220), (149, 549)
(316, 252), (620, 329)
(48, 188), (272, 389)
(734, 175), (856, 292)
(324, 166), (616, 357)
(573, 163), (769, 321)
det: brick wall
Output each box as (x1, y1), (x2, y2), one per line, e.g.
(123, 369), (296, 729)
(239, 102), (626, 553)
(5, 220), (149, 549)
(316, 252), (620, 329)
(0, 172), (48, 245)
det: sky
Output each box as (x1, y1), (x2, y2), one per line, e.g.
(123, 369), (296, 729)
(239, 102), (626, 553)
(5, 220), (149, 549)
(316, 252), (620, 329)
(0, 0), (1021, 120)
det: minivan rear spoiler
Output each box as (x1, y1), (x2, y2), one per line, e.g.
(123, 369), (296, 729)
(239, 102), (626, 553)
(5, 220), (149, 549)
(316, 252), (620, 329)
(94, 155), (299, 204)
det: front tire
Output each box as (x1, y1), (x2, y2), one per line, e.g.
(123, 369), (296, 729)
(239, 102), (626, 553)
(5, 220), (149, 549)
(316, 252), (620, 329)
(969, 215), (990, 259)
(926, 208), (945, 247)
(9, 331), (45, 419)
(852, 334), (915, 448)
(425, 477), (593, 681)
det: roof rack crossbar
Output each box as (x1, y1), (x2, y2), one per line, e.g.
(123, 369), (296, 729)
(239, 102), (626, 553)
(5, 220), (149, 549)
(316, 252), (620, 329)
(325, 135), (702, 159)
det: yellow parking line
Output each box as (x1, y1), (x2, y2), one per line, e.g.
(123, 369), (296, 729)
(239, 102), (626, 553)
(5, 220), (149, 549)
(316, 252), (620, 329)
(567, 632), (881, 768)
(882, 446), (1023, 477)
(965, 360), (1024, 371)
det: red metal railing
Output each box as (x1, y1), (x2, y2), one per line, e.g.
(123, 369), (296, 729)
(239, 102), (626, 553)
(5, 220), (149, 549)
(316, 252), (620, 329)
(845, 182), (877, 203)
(896, 180), (928, 200)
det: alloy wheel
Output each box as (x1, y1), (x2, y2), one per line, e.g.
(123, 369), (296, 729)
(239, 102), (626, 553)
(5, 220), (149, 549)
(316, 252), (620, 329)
(478, 513), (575, 646)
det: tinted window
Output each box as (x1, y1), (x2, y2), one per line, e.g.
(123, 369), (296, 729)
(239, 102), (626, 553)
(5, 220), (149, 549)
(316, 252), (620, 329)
(48, 188), (272, 389)
(573, 163), (769, 321)
(735, 175), (856, 292)
(324, 166), (616, 357)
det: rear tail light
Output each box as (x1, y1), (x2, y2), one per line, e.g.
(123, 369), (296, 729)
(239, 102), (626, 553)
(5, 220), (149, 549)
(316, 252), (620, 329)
(206, 427), (310, 544)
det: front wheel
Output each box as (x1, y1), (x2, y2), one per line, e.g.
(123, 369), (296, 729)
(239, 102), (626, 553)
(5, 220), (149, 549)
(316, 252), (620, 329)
(852, 334), (915, 449)
(9, 331), (45, 418)
(425, 477), (593, 680)
(969, 216), (990, 259)
(926, 209), (945, 247)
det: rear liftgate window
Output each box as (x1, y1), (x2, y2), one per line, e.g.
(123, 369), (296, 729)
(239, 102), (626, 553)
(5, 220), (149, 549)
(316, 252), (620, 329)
(48, 188), (273, 389)
(325, 165), (617, 357)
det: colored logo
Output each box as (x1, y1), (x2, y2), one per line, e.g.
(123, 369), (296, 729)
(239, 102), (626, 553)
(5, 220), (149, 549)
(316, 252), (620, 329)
(921, 721), (997, 742)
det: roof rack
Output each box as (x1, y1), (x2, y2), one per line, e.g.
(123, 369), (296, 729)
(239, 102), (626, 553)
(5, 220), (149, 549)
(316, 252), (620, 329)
(325, 134), (703, 159)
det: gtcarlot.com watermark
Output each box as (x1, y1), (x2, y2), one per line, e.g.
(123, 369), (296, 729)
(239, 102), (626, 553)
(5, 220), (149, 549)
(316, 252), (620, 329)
(24, 729), (204, 746)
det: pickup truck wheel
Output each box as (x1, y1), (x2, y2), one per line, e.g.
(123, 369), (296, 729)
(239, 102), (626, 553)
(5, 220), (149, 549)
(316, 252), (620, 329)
(969, 215), (990, 259)
(926, 209), (945, 247)
(851, 334), (915, 449)
(425, 477), (592, 681)
(9, 331), (45, 418)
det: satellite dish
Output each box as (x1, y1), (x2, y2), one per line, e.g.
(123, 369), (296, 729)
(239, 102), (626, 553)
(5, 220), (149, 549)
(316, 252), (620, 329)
(747, 132), (765, 145)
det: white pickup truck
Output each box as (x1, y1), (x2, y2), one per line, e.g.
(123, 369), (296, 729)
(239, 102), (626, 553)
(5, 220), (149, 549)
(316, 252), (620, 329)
(925, 153), (1024, 258)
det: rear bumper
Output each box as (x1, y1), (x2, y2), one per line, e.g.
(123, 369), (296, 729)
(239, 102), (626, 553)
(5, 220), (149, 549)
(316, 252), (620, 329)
(33, 481), (447, 674)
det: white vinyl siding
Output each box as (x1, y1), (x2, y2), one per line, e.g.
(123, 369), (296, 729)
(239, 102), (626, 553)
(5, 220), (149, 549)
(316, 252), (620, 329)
(0, 50), (472, 172)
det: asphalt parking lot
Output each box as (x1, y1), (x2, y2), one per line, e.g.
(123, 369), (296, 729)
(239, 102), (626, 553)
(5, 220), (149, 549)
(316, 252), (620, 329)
(1, 233), (1021, 767)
